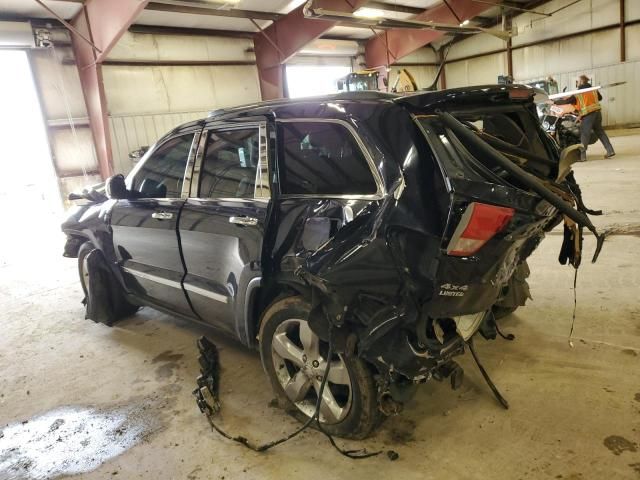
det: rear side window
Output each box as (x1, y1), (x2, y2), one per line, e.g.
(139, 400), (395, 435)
(198, 128), (262, 198)
(278, 121), (377, 196)
(131, 133), (193, 198)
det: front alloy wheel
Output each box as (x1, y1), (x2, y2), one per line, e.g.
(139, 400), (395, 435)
(259, 296), (381, 439)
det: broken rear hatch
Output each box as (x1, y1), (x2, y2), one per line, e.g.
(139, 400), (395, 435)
(399, 85), (565, 318)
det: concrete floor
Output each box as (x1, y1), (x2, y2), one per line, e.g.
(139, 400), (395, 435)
(1, 131), (639, 480)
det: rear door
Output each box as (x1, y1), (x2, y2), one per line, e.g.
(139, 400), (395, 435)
(179, 120), (270, 341)
(111, 127), (200, 316)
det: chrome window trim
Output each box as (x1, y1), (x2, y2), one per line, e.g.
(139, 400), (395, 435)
(181, 129), (202, 199)
(254, 123), (270, 199)
(190, 122), (271, 201)
(190, 130), (208, 198)
(276, 118), (385, 200)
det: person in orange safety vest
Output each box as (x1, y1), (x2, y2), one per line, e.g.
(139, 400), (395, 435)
(571, 75), (615, 160)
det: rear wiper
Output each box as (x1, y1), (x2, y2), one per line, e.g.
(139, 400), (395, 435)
(438, 111), (604, 263)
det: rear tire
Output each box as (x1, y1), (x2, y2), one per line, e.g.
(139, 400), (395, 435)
(259, 296), (381, 439)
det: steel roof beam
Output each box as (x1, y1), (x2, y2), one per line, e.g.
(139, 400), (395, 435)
(145, 1), (282, 21)
(364, 0), (492, 69)
(253, 0), (370, 100)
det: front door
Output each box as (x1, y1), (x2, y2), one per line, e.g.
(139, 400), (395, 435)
(111, 129), (200, 316)
(179, 122), (270, 342)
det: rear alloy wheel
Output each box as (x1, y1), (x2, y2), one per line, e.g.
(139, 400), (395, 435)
(271, 318), (352, 423)
(259, 296), (380, 439)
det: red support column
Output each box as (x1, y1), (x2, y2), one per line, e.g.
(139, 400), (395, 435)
(70, 0), (149, 179)
(253, 0), (368, 100)
(365, 0), (491, 69)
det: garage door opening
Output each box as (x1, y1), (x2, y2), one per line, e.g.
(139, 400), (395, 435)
(0, 50), (61, 265)
(286, 65), (351, 98)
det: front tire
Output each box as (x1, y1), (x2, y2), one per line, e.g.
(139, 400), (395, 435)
(77, 242), (139, 325)
(259, 296), (380, 439)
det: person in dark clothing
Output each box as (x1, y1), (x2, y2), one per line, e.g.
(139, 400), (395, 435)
(574, 75), (615, 160)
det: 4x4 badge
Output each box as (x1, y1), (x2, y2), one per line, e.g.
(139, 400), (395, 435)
(439, 283), (468, 297)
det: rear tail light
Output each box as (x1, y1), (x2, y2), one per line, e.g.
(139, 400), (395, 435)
(446, 202), (515, 256)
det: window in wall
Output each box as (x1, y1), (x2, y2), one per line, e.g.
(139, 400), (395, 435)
(131, 133), (194, 198)
(199, 128), (266, 198)
(285, 65), (351, 98)
(278, 121), (377, 196)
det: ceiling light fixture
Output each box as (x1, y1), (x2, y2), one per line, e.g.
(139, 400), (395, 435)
(353, 7), (386, 19)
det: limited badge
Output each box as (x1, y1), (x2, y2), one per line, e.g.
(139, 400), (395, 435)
(439, 283), (468, 297)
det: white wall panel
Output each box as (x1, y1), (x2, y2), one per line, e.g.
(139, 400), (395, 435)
(513, 29), (618, 81)
(108, 32), (255, 62)
(513, 0), (619, 47)
(102, 64), (260, 116)
(447, 33), (505, 61)
(445, 53), (507, 88)
(627, 0), (640, 21)
(625, 24), (640, 61)
(398, 47), (437, 64)
(50, 127), (98, 175)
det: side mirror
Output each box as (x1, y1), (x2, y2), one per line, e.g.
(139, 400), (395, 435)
(105, 174), (128, 200)
(128, 146), (149, 162)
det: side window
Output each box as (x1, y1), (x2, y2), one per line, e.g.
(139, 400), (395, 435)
(131, 134), (194, 198)
(198, 127), (267, 198)
(278, 121), (378, 196)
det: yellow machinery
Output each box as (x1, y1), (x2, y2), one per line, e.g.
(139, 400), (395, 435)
(336, 68), (418, 93)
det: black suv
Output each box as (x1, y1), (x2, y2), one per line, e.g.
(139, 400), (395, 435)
(62, 86), (599, 438)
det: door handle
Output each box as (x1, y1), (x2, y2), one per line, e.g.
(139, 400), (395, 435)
(151, 212), (173, 220)
(229, 216), (258, 226)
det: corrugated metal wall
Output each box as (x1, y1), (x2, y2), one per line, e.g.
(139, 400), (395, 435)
(103, 32), (261, 175)
(442, 0), (639, 126)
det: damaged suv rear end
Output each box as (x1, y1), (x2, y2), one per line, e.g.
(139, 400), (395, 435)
(258, 85), (601, 437)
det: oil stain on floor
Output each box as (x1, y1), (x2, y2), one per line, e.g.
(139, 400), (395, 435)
(602, 435), (638, 456)
(0, 401), (162, 480)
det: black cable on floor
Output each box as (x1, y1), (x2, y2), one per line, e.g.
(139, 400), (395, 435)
(494, 321), (515, 341)
(568, 267), (579, 346)
(467, 338), (509, 410)
(196, 328), (382, 459)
